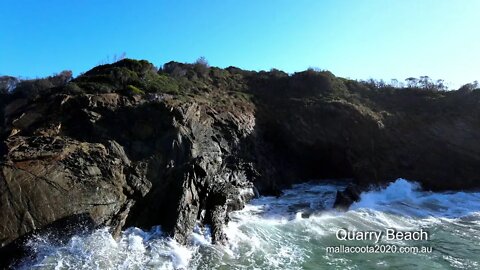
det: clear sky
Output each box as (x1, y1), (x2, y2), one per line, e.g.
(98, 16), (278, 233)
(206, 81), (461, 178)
(1, 0), (479, 88)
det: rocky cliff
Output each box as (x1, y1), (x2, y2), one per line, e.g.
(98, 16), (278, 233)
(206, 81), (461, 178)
(1, 59), (479, 265)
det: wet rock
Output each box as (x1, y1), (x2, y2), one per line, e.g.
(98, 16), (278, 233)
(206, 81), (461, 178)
(333, 185), (362, 210)
(208, 204), (228, 244)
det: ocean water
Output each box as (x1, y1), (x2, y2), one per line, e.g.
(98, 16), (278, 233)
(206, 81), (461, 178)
(16, 179), (480, 270)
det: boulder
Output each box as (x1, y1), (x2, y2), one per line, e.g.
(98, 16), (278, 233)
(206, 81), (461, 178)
(333, 185), (362, 210)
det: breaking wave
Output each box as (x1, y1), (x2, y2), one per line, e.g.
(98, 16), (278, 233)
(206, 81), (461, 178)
(17, 179), (480, 269)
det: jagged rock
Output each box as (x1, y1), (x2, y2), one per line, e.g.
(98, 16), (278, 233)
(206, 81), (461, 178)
(208, 204), (228, 244)
(11, 112), (42, 130)
(0, 136), (138, 247)
(333, 185), (362, 210)
(203, 181), (255, 244)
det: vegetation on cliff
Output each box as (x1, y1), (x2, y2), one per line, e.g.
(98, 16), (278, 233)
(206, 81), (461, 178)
(2, 58), (478, 111)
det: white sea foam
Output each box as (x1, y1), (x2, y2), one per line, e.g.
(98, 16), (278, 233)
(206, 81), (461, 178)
(16, 179), (480, 269)
(18, 226), (198, 270)
(350, 178), (480, 218)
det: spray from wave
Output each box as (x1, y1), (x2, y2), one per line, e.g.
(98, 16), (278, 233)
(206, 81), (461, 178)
(350, 179), (480, 218)
(16, 179), (480, 269)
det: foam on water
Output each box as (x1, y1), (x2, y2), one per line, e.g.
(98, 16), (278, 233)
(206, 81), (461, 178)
(18, 226), (195, 270)
(350, 178), (480, 218)
(16, 179), (480, 269)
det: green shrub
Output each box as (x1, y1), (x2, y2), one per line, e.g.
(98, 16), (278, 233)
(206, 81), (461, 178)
(149, 74), (179, 94)
(126, 85), (144, 95)
(74, 59), (187, 95)
(75, 59), (155, 92)
(12, 78), (54, 99)
(289, 70), (347, 97)
(64, 82), (84, 94)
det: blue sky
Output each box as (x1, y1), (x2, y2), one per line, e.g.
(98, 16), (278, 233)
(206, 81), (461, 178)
(1, 0), (479, 88)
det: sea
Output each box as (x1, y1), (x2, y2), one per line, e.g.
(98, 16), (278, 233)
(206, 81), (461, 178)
(15, 179), (480, 269)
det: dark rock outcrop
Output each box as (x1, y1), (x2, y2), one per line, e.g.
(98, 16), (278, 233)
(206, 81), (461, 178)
(0, 62), (260, 252)
(1, 59), (480, 266)
(333, 185), (362, 210)
(0, 135), (133, 246)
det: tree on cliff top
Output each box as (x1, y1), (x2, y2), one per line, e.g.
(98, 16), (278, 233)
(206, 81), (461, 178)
(9, 71), (73, 99)
(0, 76), (19, 94)
(194, 57), (210, 77)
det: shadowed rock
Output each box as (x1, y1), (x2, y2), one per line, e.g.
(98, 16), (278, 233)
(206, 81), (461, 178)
(334, 185), (362, 210)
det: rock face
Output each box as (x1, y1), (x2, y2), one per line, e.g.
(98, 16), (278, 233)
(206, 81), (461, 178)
(333, 185), (361, 210)
(0, 136), (132, 243)
(252, 76), (480, 192)
(1, 59), (480, 263)
(0, 91), (256, 250)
